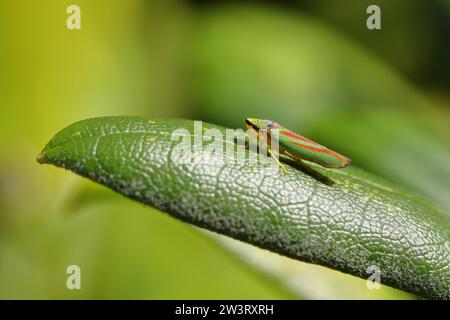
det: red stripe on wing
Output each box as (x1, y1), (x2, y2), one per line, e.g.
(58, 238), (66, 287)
(290, 141), (323, 152)
(279, 130), (320, 145)
(290, 140), (350, 163)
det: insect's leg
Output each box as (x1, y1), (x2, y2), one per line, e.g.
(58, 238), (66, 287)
(284, 151), (316, 173)
(234, 131), (258, 149)
(267, 147), (288, 174)
(240, 134), (250, 148)
(294, 158), (315, 174)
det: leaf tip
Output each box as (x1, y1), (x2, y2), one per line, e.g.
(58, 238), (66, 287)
(36, 151), (48, 164)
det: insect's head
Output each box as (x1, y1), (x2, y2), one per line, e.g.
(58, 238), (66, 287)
(245, 118), (280, 131)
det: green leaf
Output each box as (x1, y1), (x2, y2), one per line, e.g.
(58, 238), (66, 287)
(37, 116), (450, 299)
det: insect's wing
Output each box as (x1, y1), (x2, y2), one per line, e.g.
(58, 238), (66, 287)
(271, 128), (350, 168)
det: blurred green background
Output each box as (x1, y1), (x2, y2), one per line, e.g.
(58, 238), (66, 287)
(0, 0), (448, 299)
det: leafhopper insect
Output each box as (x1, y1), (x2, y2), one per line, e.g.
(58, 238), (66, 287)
(245, 118), (351, 174)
